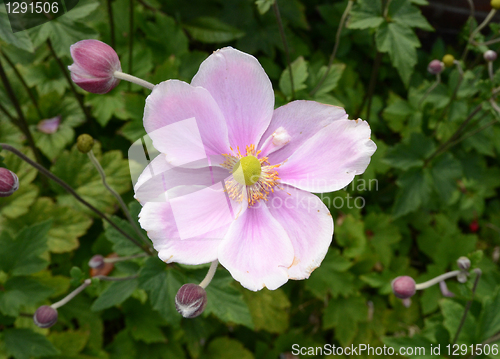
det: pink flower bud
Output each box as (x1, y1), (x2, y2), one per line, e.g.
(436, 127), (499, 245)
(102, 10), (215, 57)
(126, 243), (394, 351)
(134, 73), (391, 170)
(0, 168), (19, 197)
(391, 276), (416, 299)
(484, 50), (498, 62)
(68, 40), (122, 94)
(89, 255), (105, 269)
(175, 283), (207, 318)
(37, 116), (61, 134)
(457, 256), (471, 271)
(427, 59), (444, 75)
(33, 305), (58, 328)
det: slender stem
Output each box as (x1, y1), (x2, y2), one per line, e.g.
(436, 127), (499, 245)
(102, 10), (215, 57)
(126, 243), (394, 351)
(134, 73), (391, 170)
(0, 57), (43, 165)
(470, 332), (500, 359)
(51, 275), (138, 309)
(1, 51), (43, 119)
(128, 0), (134, 92)
(113, 71), (155, 90)
(424, 103), (483, 166)
(46, 39), (91, 121)
(0, 102), (16, 122)
(310, 0), (353, 97)
(453, 268), (482, 345)
(199, 260), (218, 289)
(0, 143), (152, 255)
(273, 0), (294, 99)
(104, 253), (148, 263)
(477, 37), (500, 46)
(470, 9), (497, 42)
(415, 270), (462, 290)
(88, 150), (152, 248)
(489, 61), (495, 82)
(418, 73), (441, 108)
(107, 0), (116, 48)
(357, 51), (383, 120)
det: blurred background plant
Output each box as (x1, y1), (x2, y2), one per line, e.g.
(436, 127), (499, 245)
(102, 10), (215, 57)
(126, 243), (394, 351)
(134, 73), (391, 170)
(1, 0), (500, 358)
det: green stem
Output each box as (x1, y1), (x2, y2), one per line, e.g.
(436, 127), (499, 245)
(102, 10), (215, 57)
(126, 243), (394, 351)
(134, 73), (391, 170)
(88, 150), (152, 249)
(0, 101), (16, 123)
(107, 0), (116, 48)
(46, 39), (91, 121)
(0, 57), (43, 165)
(453, 268), (482, 345)
(0, 143), (151, 255)
(356, 51), (383, 120)
(128, 0), (134, 92)
(310, 0), (354, 97)
(273, 0), (294, 99)
(1, 51), (43, 119)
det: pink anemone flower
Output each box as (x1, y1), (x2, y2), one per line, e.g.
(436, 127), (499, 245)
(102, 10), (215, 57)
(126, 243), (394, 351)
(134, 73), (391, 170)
(135, 47), (376, 291)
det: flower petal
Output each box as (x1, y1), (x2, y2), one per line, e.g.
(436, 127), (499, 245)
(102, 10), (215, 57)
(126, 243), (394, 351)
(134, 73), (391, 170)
(191, 47), (274, 150)
(218, 205), (294, 291)
(259, 100), (348, 163)
(266, 186), (333, 280)
(133, 154), (229, 204)
(278, 119), (376, 192)
(139, 201), (226, 265)
(144, 80), (231, 165)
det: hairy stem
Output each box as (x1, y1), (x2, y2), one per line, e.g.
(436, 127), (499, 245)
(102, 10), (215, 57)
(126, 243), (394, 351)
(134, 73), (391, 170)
(415, 270), (461, 290)
(113, 71), (155, 90)
(199, 260), (218, 289)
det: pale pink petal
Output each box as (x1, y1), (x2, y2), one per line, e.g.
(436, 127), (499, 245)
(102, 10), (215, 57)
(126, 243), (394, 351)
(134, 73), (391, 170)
(134, 154), (228, 204)
(144, 80), (231, 164)
(265, 186), (333, 280)
(259, 101), (348, 163)
(139, 201), (226, 265)
(278, 119), (376, 193)
(191, 47), (274, 150)
(218, 205), (294, 291)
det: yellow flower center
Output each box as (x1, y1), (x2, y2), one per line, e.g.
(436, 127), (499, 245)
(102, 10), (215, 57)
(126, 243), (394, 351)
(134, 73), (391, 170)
(232, 155), (261, 185)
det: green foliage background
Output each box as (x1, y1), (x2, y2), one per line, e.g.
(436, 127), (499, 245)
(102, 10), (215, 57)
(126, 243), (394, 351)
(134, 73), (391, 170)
(1, 0), (500, 358)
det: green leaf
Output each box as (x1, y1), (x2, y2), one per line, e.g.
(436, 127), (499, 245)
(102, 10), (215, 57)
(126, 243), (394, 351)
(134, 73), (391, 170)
(20, 61), (67, 96)
(312, 64), (346, 96)
(0, 276), (55, 316)
(50, 144), (131, 214)
(375, 22), (420, 86)
(47, 330), (90, 357)
(0, 221), (51, 276)
(365, 213), (402, 266)
(31, 123), (74, 160)
(431, 153), (462, 204)
(279, 56), (308, 98)
(91, 279), (139, 311)
(478, 288), (500, 341)
(0, 7), (34, 52)
(4, 329), (60, 359)
(255, 0), (275, 15)
(389, 0), (433, 31)
(441, 298), (476, 344)
(138, 257), (184, 326)
(205, 271), (253, 328)
(334, 214), (367, 258)
(105, 215), (145, 256)
(393, 168), (432, 218)
(323, 296), (368, 346)
(382, 93), (413, 132)
(347, 0), (384, 29)
(383, 335), (435, 358)
(123, 298), (167, 343)
(61, 0), (99, 21)
(205, 337), (254, 359)
(183, 17), (245, 44)
(384, 133), (435, 170)
(86, 92), (129, 127)
(243, 288), (290, 333)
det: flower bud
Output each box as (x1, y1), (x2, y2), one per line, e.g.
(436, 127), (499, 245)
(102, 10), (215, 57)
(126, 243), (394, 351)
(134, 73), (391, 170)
(492, 0), (500, 10)
(33, 305), (58, 328)
(37, 116), (61, 134)
(427, 59), (444, 75)
(442, 54), (455, 68)
(457, 272), (468, 283)
(391, 276), (416, 299)
(484, 50), (498, 62)
(0, 168), (19, 197)
(88, 255), (105, 269)
(175, 283), (207, 318)
(68, 40), (122, 94)
(457, 256), (471, 271)
(77, 134), (94, 154)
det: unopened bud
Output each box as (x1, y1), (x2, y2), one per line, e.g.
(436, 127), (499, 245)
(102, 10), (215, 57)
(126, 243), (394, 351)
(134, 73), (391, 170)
(427, 59), (444, 75)
(442, 54), (455, 68)
(484, 50), (498, 62)
(457, 256), (471, 271)
(33, 305), (58, 328)
(88, 255), (105, 269)
(0, 168), (19, 197)
(37, 116), (61, 134)
(492, 0), (500, 10)
(175, 283), (207, 318)
(391, 276), (416, 299)
(77, 134), (94, 154)
(68, 40), (122, 94)
(457, 272), (468, 283)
